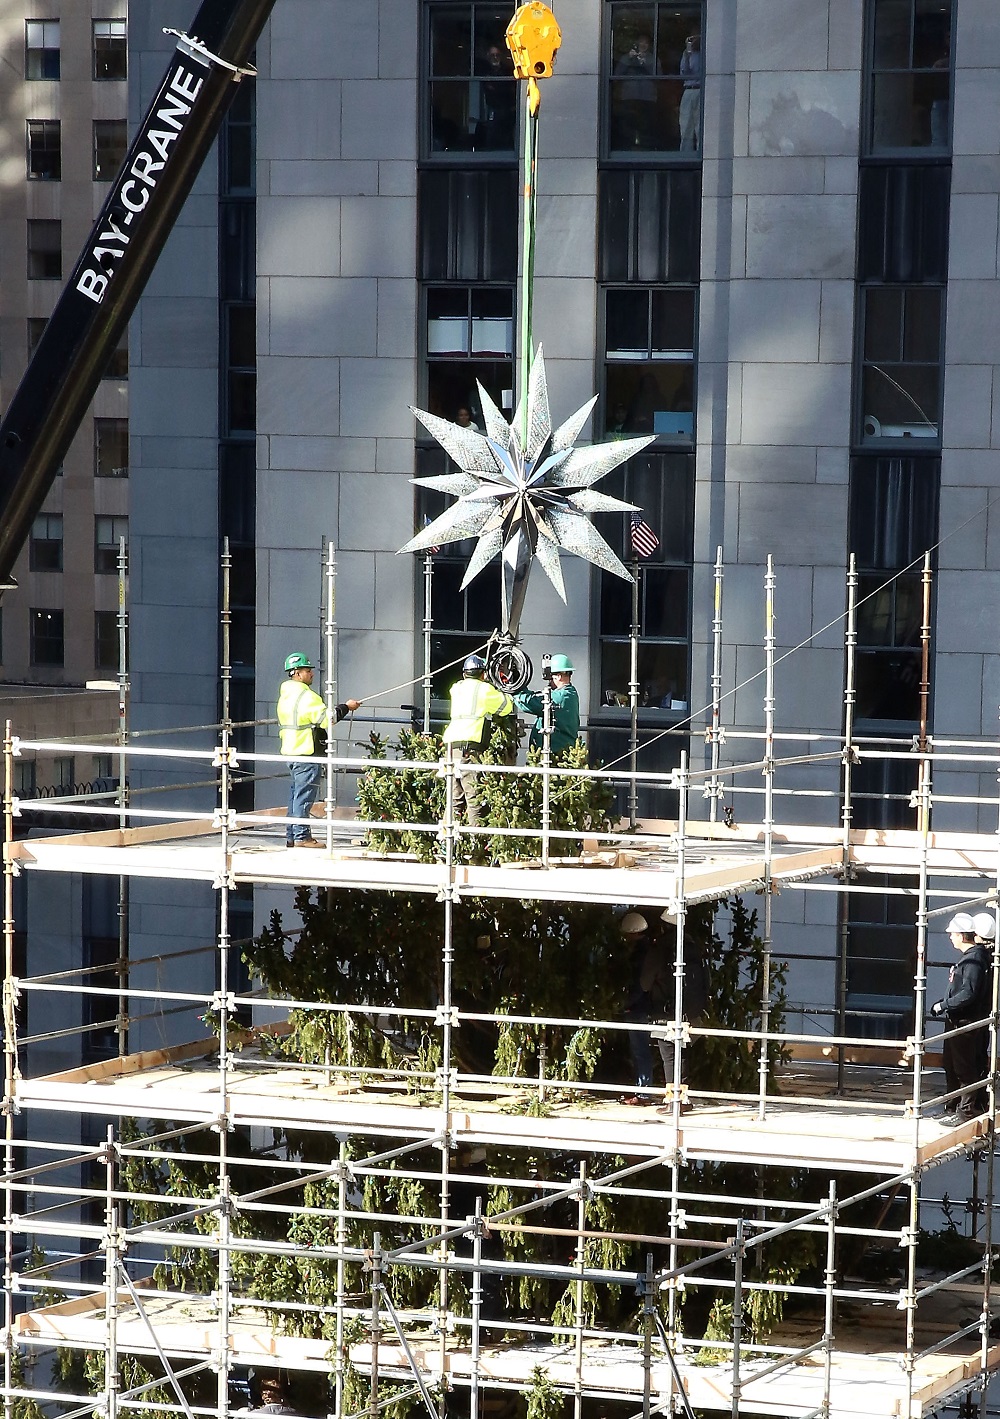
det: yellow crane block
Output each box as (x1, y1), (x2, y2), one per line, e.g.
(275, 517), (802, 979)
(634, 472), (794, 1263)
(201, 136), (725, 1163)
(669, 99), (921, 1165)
(505, 3), (562, 79)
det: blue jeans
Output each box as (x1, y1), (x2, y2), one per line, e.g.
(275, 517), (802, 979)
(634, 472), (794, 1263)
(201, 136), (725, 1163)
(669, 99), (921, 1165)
(287, 759), (323, 842)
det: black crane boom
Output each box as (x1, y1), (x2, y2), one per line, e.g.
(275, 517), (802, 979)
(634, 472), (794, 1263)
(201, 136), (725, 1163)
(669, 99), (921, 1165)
(0, 0), (278, 588)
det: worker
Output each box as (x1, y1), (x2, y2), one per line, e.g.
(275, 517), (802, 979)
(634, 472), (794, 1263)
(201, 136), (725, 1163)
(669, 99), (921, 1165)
(250, 1375), (296, 1416)
(931, 911), (993, 1122)
(277, 653), (360, 848)
(443, 654), (513, 828)
(515, 653), (580, 754)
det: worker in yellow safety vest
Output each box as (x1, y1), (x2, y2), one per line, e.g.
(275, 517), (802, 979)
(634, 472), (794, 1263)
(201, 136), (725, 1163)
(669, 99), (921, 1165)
(443, 654), (513, 827)
(278, 652), (361, 847)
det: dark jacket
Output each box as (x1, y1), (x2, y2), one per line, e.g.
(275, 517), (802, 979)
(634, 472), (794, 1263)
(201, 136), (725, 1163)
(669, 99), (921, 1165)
(943, 943), (992, 1022)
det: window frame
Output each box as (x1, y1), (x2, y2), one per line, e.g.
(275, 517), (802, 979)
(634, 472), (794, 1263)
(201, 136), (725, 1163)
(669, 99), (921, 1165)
(94, 610), (120, 673)
(93, 119), (127, 181)
(25, 19), (60, 80)
(94, 418), (129, 478)
(600, 283), (697, 442)
(95, 515), (128, 575)
(92, 19), (127, 81)
(422, 1), (520, 162)
(855, 282), (945, 448)
(602, 0), (705, 163)
(26, 119), (61, 181)
(27, 219), (61, 280)
(30, 513), (63, 572)
(864, 0), (954, 157)
(30, 607), (64, 668)
(422, 281), (516, 423)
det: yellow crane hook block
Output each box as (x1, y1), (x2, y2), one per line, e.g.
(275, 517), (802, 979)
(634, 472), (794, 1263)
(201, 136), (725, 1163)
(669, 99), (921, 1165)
(505, 3), (562, 79)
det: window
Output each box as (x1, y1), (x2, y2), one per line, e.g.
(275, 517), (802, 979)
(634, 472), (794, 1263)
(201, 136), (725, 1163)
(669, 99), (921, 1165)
(417, 462), (503, 699)
(427, 4), (518, 157)
(14, 760), (36, 798)
(95, 516), (128, 574)
(30, 514), (63, 572)
(27, 119), (60, 180)
(83, 877), (122, 1059)
(103, 328), (128, 380)
(606, 2), (703, 157)
(53, 756), (75, 791)
(27, 219), (61, 279)
(599, 169), (702, 285)
(425, 285), (514, 420)
(859, 286), (942, 443)
(93, 754), (116, 782)
(30, 608), (64, 667)
(94, 418), (128, 477)
(868, 0), (952, 153)
(849, 455), (939, 726)
(93, 120), (127, 180)
(843, 872), (918, 1037)
(595, 452), (694, 713)
(222, 78), (255, 192)
(420, 169), (518, 282)
(857, 165), (949, 285)
(27, 318), (47, 358)
(26, 20), (60, 80)
(224, 304), (256, 434)
(93, 19), (126, 81)
(603, 287), (695, 438)
(95, 611), (120, 672)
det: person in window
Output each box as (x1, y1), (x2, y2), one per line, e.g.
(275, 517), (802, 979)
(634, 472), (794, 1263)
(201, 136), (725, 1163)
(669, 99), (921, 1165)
(455, 405), (481, 432)
(678, 30), (701, 151)
(476, 43), (517, 150)
(614, 32), (659, 149)
(931, 912), (993, 1122)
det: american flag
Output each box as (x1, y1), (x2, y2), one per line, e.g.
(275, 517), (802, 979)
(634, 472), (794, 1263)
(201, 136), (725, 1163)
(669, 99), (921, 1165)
(423, 515), (441, 555)
(630, 513), (659, 559)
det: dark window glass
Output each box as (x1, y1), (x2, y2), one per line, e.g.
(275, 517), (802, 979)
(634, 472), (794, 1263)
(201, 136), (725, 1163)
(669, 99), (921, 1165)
(27, 219), (61, 279)
(843, 871), (917, 1036)
(27, 317), (47, 357)
(102, 329), (128, 380)
(857, 165), (950, 284)
(26, 20), (60, 80)
(225, 304), (256, 434)
(868, 0), (952, 153)
(588, 724), (681, 819)
(419, 168), (518, 281)
(603, 289), (696, 441)
(848, 454), (938, 727)
(95, 516), (128, 574)
(606, 2), (703, 157)
(220, 443), (256, 544)
(95, 610), (119, 672)
(94, 418), (128, 477)
(30, 608), (64, 667)
(93, 19), (126, 81)
(416, 463), (503, 699)
(428, 4), (518, 156)
(93, 119), (127, 180)
(83, 876), (122, 1058)
(30, 513), (62, 572)
(859, 286), (942, 442)
(599, 169), (701, 284)
(221, 202), (256, 300)
(595, 452), (694, 711)
(27, 119), (60, 180)
(222, 78), (255, 193)
(851, 751), (918, 830)
(425, 285), (514, 421)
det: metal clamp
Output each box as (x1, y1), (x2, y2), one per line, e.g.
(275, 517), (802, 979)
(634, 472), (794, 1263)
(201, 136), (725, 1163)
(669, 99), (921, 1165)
(162, 29), (257, 78)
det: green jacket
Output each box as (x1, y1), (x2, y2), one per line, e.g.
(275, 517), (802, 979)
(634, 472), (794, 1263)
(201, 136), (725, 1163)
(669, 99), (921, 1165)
(515, 683), (580, 753)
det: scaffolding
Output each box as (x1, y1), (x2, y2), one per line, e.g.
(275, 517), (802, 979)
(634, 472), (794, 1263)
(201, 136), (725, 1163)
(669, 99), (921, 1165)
(4, 548), (1000, 1419)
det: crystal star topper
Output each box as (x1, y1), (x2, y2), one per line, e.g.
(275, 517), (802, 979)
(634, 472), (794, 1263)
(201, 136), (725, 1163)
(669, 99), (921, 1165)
(398, 350), (655, 639)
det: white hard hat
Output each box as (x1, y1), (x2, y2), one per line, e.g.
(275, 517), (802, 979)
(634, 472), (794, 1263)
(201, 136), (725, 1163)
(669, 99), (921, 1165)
(946, 912), (975, 935)
(619, 912), (649, 936)
(972, 912), (997, 941)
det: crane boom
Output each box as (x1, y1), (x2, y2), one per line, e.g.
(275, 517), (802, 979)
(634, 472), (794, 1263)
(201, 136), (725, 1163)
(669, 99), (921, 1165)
(0, 0), (278, 589)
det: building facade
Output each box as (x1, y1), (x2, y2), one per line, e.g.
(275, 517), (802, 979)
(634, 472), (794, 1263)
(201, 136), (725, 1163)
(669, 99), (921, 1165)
(126, 0), (1000, 1039)
(0, 2), (128, 791)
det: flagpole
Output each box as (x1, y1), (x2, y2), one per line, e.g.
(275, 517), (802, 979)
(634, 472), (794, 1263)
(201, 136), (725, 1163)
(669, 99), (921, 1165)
(422, 549), (433, 734)
(629, 552), (640, 831)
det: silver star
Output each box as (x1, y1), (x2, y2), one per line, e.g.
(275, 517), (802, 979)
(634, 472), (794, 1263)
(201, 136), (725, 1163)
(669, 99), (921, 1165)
(398, 349), (655, 638)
